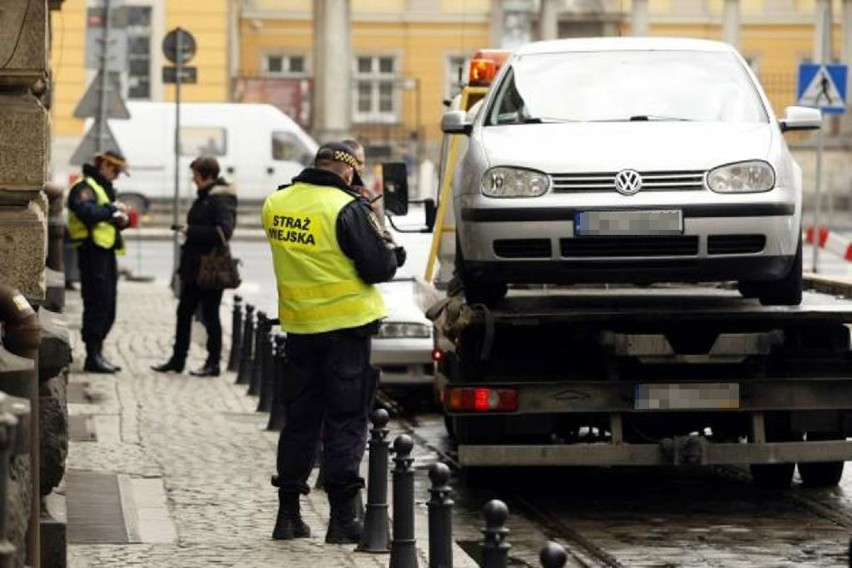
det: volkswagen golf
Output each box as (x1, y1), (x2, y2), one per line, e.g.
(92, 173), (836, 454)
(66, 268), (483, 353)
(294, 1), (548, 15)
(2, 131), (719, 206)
(441, 37), (821, 306)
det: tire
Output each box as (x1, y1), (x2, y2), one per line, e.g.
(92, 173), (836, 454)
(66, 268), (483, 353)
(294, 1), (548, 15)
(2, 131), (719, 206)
(798, 461), (844, 488)
(757, 235), (803, 306)
(455, 238), (507, 307)
(750, 463), (795, 489)
(798, 432), (845, 488)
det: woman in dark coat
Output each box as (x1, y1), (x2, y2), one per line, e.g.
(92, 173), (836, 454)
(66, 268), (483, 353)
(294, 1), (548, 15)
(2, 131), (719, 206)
(152, 156), (237, 377)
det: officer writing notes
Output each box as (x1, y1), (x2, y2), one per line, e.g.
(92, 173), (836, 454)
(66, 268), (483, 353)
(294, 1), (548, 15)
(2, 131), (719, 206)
(66, 150), (131, 374)
(262, 142), (405, 544)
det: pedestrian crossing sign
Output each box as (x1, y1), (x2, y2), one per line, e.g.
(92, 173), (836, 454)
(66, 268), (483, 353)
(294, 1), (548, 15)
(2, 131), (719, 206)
(797, 63), (847, 114)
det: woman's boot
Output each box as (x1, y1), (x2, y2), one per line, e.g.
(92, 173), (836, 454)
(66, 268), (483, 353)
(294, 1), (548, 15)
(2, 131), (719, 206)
(150, 355), (185, 373)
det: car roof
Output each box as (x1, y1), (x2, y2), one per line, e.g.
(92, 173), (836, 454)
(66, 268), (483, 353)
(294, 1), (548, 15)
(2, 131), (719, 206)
(515, 37), (736, 56)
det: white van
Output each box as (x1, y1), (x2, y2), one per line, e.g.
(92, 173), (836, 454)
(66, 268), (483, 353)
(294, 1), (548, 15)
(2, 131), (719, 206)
(108, 102), (319, 204)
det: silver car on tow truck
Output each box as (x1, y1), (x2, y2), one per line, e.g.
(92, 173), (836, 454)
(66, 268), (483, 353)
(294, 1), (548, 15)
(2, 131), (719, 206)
(441, 37), (822, 306)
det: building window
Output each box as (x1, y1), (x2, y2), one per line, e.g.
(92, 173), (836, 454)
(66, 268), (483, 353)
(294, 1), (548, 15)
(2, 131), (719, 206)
(264, 54), (308, 77)
(354, 55), (398, 123)
(126, 6), (152, 100)
(445, 55), (469, 101)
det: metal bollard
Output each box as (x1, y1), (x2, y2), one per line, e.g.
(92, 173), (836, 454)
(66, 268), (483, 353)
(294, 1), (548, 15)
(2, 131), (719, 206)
(428, 462), (453, 568)
(257, 323), (275, 412)
(389, 434), (417, 568)
(226, 295), (243, 372)
(539, 542), (567, 568)
(481, 500), (510, 568)
(236, 304), (255, 385)
(248, 311), (268, 396)
(266, 334), (287, 431)
(357, 409), (391, 553)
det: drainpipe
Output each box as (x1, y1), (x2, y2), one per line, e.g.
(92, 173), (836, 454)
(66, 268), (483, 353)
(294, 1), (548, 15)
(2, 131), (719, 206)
(0, 285), (40, 568)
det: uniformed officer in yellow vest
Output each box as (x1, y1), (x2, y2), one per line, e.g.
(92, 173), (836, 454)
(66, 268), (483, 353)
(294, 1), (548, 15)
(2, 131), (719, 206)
(67, 150), (131, 374)
(262, 142), (405, 544)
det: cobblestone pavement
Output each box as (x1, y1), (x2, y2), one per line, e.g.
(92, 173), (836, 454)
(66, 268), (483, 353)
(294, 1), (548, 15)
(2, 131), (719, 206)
(62, 279), (472, 568)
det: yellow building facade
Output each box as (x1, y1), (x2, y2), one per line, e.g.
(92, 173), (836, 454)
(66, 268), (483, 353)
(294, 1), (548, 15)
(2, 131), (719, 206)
(50, 0), (845, 166)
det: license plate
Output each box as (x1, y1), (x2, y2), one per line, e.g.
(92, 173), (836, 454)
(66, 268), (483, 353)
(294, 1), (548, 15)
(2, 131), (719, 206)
(574, 209), (683, 236)
(634, 383), (740, 410)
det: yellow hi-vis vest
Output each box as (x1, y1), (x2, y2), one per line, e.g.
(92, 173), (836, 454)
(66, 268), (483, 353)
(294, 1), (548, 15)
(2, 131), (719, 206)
(261, 182), (387, 334)
(67, 177), (125, 255)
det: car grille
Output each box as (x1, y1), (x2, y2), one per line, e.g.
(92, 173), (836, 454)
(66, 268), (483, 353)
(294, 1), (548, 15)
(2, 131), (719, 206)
(560, 236), (699, 257)
(494, 239), (552, 258)
(551, 170), (706, 192)
(707, 234), (766, 255)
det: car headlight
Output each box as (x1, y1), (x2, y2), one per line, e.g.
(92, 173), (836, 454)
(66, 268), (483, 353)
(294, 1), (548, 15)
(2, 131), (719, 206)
(482, 167), (550, 197)
(706, 160), (775, 193)
(377, 322), (431, 339)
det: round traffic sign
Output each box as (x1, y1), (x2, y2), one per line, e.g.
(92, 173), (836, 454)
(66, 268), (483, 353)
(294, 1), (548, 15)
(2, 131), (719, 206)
(162, 28), (196, 65)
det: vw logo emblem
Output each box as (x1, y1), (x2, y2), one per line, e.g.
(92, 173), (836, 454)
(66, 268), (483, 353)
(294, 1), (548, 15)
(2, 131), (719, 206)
(614, 169), (643, 195)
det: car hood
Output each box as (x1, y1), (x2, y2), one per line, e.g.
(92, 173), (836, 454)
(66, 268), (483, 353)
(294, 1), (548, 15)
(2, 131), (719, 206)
(479, 122), (774, 172)
(376, 280), (429, 324)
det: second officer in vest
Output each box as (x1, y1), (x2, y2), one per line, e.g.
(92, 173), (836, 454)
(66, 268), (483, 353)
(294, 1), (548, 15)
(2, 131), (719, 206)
(262, 142), (405, 544)
(67, 150), (131, 374)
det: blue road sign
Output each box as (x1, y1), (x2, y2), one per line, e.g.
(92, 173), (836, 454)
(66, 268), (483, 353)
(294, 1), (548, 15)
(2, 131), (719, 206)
(797, 63), (848, 114)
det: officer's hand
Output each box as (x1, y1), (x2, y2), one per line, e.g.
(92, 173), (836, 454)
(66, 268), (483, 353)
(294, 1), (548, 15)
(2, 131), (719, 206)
(112, 211), (130, 230)
(114, 201), (129, 213)
(393, 246), (407, 268)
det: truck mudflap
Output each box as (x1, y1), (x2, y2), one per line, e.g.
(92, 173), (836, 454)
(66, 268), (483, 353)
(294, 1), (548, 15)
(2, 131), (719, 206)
(458, 439), (852, 467)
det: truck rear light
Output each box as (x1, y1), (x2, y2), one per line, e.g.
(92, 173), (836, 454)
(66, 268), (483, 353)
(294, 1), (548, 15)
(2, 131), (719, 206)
(431, 348), (444, 362)
(447, 387), (518, 412)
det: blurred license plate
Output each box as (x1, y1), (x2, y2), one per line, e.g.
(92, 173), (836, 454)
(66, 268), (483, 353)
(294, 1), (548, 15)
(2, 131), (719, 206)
(634, 383), (740, 410)
(574, 210), (682, 236)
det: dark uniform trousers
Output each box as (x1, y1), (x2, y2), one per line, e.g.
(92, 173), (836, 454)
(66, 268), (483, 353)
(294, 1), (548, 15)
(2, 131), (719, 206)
(77, 242), (118, 350)
(276, 325), (379, 498)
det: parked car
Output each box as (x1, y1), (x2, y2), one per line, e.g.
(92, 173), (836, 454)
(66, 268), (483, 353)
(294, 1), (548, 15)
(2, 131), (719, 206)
(371, 277), (434, 386)
(441, 37), (822, 307)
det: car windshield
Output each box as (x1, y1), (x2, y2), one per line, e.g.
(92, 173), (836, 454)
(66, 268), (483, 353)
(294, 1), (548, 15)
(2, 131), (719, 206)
(485, 50), (768, 125)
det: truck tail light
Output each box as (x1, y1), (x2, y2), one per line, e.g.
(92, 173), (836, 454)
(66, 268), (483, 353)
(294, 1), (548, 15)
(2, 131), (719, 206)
(447, 387), (518, 412)
(431, 349), (444, 362)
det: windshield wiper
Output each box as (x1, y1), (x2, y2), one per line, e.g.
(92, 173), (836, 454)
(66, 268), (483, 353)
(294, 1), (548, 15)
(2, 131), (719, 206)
(520, 116), (580, 124)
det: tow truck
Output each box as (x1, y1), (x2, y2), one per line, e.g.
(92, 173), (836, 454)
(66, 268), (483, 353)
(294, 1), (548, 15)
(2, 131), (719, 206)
(410, 48), (852, 488)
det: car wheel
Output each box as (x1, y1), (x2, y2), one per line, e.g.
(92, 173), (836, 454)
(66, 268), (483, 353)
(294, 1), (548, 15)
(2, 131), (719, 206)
(455, 238), (507, 307)
(757, 234), (803, 306)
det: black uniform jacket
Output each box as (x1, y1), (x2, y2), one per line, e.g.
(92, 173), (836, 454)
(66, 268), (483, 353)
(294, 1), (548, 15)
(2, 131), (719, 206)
(281, 168), (398, 285)
(67, 163), (124, 251)
(179, 178), (238, 282)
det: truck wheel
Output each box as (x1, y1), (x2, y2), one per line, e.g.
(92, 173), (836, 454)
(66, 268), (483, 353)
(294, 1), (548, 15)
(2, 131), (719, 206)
(749, 463), (795, 489)
(798, 432), (845, 488)
(798, 461), (844, 487)
(757, 235), (803, 306)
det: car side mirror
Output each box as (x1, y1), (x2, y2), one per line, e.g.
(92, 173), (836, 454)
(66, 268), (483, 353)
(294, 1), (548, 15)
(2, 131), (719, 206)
(441, 110), (472, 135)
(779, 106), (822, 132)
(381, 162), (409, 216)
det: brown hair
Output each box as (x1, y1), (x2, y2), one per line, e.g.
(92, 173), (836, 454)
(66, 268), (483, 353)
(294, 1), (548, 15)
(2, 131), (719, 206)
(189, 156), (220, 180)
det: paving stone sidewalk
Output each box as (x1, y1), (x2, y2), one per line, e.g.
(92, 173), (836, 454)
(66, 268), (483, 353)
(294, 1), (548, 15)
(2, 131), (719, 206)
(59, 279), (477, 568)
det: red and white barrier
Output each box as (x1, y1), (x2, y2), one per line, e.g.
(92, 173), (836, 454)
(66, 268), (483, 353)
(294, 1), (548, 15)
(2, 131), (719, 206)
(804, 226), (852, 261)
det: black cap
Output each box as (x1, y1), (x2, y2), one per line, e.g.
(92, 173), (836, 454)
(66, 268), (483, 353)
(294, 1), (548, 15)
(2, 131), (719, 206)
(315, 142), (362, 170)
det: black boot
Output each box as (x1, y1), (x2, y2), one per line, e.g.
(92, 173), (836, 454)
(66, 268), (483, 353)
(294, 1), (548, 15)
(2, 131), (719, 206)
(272, 492), (311, 540)
(84, 352), (117, 374)
(151, 356), (185, 373)
(84, 343), (116, 374)
(99, 350), (122, 372)
(189, 360), (220, 377)
(325, 491), (363, 544)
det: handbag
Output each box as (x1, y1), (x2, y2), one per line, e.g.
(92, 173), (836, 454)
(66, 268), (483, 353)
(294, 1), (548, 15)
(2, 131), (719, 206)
(197, 227), (242, 290)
